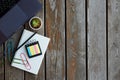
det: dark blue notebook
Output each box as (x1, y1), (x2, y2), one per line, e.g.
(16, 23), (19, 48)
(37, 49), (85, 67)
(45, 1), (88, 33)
(0, 0), (42, 44)
(0, 0), (20, 18)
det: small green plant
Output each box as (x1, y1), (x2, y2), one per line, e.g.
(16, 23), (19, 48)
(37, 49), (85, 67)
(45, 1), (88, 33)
(30, 18), (41, 29)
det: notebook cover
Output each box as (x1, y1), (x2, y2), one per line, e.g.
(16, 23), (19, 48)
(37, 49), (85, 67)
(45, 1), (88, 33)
(0, 0), (20, 18)
(0, 0), (42, 44)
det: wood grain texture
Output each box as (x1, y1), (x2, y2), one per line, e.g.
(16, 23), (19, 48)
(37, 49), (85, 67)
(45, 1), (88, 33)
(66, 0), (86, 80)
(0, 45), (4, 80)
(25, 0), (45, 80)
(87, 0), (106, 80)
(5, 28), (24, 80)
(108, 0), (120, 80)
(46, 0), (65, 80)
(3, 0), (120, 80)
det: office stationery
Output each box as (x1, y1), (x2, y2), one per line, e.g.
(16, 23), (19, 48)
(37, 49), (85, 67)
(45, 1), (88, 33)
(11, 29), (50, 75)
(20, 53), (31, 70)
(0, 0), (42, 44)
(13, 58), (24, 65)
(16, 32), (37, 51)
(25, 41), (42, 58)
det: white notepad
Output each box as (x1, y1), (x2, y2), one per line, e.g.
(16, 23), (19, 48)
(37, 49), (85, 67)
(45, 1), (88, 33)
(11, 29), (50, 75)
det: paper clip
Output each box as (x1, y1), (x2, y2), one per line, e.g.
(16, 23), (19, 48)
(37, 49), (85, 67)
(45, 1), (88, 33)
(20, 53), (31, 70)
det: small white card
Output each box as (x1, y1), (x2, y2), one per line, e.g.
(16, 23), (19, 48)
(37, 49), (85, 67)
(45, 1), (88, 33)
(11, 29), (50, 75)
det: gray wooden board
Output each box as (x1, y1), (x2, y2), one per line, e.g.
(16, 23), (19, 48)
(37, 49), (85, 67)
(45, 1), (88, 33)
(46, 0), (66, 80)
(87, 0), (106, 80)
(0, 45), (4, 80)
(108, 0), (120, 80)
(2, 0), (120, 80)
(5, 28), (24, 80)
(66, 0), (86, 80)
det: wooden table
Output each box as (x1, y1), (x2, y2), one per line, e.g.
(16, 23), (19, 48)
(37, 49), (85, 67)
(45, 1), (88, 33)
(0, 0), (120, 80)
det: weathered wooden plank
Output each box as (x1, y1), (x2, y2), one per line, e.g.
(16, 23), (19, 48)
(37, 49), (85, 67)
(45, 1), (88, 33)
(5, 28), (24, 80)
(66, 0), (86, 80)
(46, 0), (65, 80)
(108, 0), (120, 80)
(25, 0), (45, 80)
(87, 0), (106, 80)
(0, 44), (4, 80)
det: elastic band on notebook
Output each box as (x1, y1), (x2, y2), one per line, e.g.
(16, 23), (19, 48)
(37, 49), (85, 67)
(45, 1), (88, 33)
(16, 32), (36, 51)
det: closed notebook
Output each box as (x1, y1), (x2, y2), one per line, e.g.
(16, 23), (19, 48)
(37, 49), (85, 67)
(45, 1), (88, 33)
(11, 29), (50, 75)
(0, 0), (42, 44)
